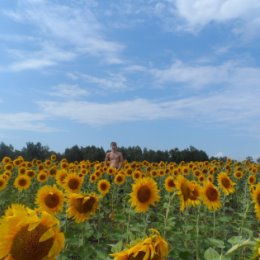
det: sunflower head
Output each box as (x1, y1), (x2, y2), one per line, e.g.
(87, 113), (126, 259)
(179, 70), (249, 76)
(114, 173), (126, 186)
(130, 177), (160, 213)
(164, 176), (176, 193)
(0, 204), (64, 260)
(217, 172), (236, 196)
(67, 192), (99, 223)
(63, 173), (83, 193)
(35, 185), (64, 215)
(97, 179), (111, 196)
(202, 182), (221, 211)
(14, 175), (31, 191)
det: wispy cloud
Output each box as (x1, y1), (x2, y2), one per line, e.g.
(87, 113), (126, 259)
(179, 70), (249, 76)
(151, 60), (260, 90)
(77, 72), (130, 92)
(0, 112), (55, 132)
(3, 0), (124, 68)
(49, 84), (89, 99)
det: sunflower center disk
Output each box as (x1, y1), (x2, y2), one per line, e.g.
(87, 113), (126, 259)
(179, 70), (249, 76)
(75, 197), (96, 213)
(137, 186), (151, 203)
(10, 224), (54, 260)
(206, 188), (218, 201)
(44, 193), (60, 208)
(221, 178), (231, 188)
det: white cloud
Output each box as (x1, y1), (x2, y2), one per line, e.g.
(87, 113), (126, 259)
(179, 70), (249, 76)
(49, 84), (89, 99)
(4, 1), (124, 64)
(77, 73), (129, 91)
(151, 60), (260, 90)
(0, 113), (55, 132)
(7, 43), (76, 71)
(174, 0), (260, 36)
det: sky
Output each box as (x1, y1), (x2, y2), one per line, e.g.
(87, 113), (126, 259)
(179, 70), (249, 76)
(0, 0), (260, 161)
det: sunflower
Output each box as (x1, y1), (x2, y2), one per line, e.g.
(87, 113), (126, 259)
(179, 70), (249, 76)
(164, 176), (176, 193)
(132, 170), (143, 181)
(63, 173), (83, 193)
(18, 167), (26, 175)
(89, 173), (98, 183)
(130, 177), (160, 213)
(110, 229), (168, 260)
(1, 156), (11, 164)
(4, 163), (13, 171)
(37, 170), (48, 183)
(14, 175), (31, 191)
(55, 169), (68, 187)
(252, 183), (260, 220)
(234, 170), (244, 180)
(26, 169), (36, 178)
(114, 173), (126, 186)
(50, 154), (57, 161)
(97, 179), (111, 196)
(175, 175), (191, 211)
(202, 182), (221, 211)
(67, 192), (99, 223)
(188, 181), (201, 207)
(0, 204), (64, 260)
(35, 185), (64, 215)
(248, 175), (256, 185)
(217, 172), (236, 195)
(0, 176), (7, 191)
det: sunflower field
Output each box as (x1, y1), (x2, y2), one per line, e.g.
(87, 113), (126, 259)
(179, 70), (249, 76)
(0, 155), (259, 260)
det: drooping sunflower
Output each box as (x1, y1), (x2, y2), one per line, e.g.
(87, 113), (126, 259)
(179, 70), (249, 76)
(130, 177), (160, 213)
(202, 182), (221, 211)
(0, 204), (65, 260)
(67, 192), (99, 223)
(164, 176), (176, 193)
(252, 183), (260, 220)
(110, 228), (168, 260)
(35, 185), (64, 215)
(63, 173), (83, 193)
(97, 179), (111, 196)
(217, 172), (236, 196)
(114, 173), (126, 186)
(14, 175), (31, 191)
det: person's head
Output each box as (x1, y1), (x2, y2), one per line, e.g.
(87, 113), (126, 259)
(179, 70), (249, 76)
(110, 141), (117, 151)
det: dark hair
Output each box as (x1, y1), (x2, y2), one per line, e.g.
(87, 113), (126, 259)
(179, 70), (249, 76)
(110, 141), (117, 146)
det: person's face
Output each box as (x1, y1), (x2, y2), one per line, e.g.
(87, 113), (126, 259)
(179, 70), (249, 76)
(111, 144), (117, 151)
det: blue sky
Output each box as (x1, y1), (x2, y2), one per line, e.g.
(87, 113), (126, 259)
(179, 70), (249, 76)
(0, 0), (260, 160)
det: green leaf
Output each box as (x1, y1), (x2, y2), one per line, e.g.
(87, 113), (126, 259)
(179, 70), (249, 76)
(204, 247), (220, 260)
(207, 238), (225, 249)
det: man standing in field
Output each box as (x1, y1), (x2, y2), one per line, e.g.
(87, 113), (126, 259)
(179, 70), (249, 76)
(105, 141), (124, 170)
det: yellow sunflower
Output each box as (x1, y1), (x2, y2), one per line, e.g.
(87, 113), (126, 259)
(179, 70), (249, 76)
(252, 183), (260, 220)
(97, 179), (111, 196)
(55, 169), (68, 187)
(130, 177), (160, 213)
(164, 176), (176, 193)
(175, 175), (191, 211)
(188, 181), (201, 207)
(114, 173), (126, 186)
(4, 163), (13, 171)
(110, 229), (168, 260)
(37, 170), (49, 183)
(217, 172), (236, 195)
(0, 204), (64, 260)
(0, 176), (7, 191)
(35, 185), (64, 215)
(202, 182), (221, 211)
(67, 192), (99, 223)
(132, 170), (143, 181)
(26, 169), (36, 178)
(248, 175), (256, 185)
(63, 173), (83, 193)
(1, 156), (11, 164)
(50, 154), (57, 161)
(14, 175), (31, 191)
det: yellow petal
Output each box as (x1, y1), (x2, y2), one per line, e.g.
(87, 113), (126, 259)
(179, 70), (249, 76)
(39, 228), (55, 242)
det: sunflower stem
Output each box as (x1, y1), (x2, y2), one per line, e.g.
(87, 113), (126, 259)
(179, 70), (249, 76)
(213, 210), (216, 239)
(195, 204), (201, 260)
(163, 192), (175, 237)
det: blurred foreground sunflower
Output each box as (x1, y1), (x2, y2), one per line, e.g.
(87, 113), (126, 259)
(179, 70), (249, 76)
(0, 204), (64, 260)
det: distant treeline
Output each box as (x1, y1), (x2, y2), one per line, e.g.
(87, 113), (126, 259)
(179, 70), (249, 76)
(0, 141), (246, 163)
